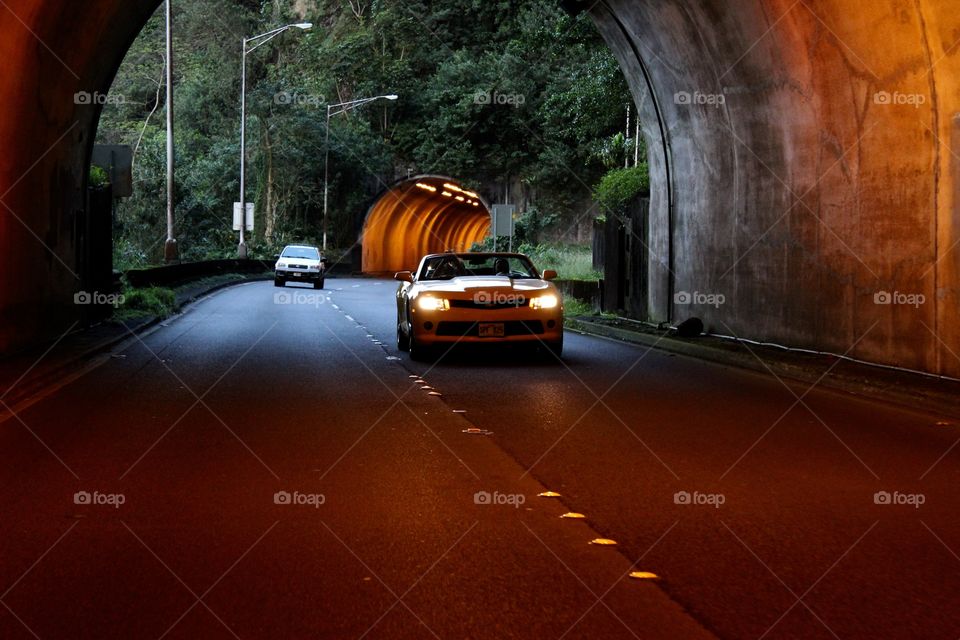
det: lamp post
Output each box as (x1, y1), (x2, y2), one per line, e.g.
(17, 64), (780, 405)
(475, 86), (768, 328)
(164, 0), (178, 263)
(238, 22), (312, 258)
(322, 94), (398, 251)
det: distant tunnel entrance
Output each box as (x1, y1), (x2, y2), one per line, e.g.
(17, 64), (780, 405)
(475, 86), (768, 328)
(361, 176), (491, 274)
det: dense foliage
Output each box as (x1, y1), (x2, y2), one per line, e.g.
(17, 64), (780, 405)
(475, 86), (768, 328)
(594, 164), (650, 219)
(96, 0), (643, 267)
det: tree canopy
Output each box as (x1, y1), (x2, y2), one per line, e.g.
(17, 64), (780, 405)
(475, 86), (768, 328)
(96, 0), (640, 266)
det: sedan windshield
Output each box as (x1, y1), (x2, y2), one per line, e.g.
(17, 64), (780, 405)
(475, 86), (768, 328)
(281, 246), (320, 260)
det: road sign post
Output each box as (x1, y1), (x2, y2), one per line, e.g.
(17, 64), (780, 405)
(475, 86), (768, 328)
(491, 204), (515, 252)
(233, 202), (254, 232)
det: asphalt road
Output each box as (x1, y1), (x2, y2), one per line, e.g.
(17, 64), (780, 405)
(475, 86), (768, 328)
(1, 278), (958, 639)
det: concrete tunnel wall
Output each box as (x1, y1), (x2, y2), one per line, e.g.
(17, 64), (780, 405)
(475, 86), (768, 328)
(585, 0), (960, 376)
(0, 1), (158, 352)
(361, 176), (491, 274)
(0, 0), (959, 375)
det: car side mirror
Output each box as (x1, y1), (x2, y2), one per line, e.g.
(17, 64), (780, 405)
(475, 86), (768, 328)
(273, 255), (281, 261)
(542, 269), (558, 281)
(395, 271), (414, 283)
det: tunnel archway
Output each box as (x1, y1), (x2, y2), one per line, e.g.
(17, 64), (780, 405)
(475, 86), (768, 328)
(361, 176), (491, 274)
(2, 1), (960, 376)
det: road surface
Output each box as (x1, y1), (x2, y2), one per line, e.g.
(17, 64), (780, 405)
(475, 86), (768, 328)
(1, 278), (957, 639)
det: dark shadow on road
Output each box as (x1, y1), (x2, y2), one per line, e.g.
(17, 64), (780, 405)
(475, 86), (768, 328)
(422, 343), (572, 369)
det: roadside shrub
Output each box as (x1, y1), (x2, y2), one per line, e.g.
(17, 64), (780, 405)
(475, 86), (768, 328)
(114, 287), (178, 320)
(594, 164), (649, 215)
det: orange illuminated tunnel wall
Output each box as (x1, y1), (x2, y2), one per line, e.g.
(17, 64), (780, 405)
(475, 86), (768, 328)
(361, 176), (491, 274)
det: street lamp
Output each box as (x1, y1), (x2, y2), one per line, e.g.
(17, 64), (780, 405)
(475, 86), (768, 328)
(238, 22), (312, 258)
(164, 0), (177, 263)
(322, 94), (398, 251)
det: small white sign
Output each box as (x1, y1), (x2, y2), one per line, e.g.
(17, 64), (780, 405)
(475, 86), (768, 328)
(491, 204), (515, 250)
(233, 202), (254, 231)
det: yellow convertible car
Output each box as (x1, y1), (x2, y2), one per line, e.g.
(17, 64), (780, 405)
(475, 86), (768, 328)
(394, 252), (564, 361)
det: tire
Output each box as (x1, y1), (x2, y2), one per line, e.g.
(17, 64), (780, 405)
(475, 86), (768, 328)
(409, 332), (432, 362)
(545, 337), (563, 359)
(274, 277), (285, 287)
(313, 279), (324, 290)
(397, 323), (410, 352)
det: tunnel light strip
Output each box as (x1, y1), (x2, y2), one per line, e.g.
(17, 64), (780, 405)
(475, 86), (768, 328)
(415, 183), (437, 192)
(440, 183), (481, 203)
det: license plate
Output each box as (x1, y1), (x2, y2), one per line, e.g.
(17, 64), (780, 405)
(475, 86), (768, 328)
(479, 323), (505, 338)
(293, 272), (302, 277)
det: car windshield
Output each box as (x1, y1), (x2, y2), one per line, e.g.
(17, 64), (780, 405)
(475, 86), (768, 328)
(419, 254), (539, 280)
(281, 246), (320, 260)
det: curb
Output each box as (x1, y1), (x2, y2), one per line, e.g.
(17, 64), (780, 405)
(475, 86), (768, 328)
(571, 317), (960, 421)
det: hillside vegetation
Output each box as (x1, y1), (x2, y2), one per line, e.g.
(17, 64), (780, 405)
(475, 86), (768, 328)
(97, 0), (647, 267)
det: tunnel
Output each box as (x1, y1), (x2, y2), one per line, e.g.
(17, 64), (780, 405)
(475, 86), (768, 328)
(361, 176), (491, 275)
(1, 1), (960, 375)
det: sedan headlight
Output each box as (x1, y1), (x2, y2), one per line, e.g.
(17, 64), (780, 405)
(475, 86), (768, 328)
(417, 296), (450, 311)
(530, 294), (559, 310)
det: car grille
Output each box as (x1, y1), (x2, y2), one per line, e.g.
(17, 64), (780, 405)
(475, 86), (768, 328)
(449, 299), (529, 310)
(435, 321), (545, 337)
(289, 263), (309, 269)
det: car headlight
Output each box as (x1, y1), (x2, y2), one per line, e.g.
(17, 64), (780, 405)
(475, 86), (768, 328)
(277, 261), (288, 268)
(530, 294), (559, 310)
(417, 296), (450, 311)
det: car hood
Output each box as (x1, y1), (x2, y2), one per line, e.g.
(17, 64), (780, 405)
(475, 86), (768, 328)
(412, 276), (556, 296)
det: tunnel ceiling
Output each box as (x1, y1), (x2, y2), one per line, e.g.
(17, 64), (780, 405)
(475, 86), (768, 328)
(2, 0), (960, 375)
(362, 176), (491, 274)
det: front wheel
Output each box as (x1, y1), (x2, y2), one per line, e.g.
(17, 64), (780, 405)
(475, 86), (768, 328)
(409, 332), (432, 362)
(397, 323), (410, 352)
(313, 279), (324, 290)
(274, 277), (285, 287)
(545, 337), (563, 359)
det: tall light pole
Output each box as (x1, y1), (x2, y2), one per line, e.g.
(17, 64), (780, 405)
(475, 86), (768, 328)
(238, 22), (312, 258)
(322, 94), (398, 251)
(164, 0), (178, 263)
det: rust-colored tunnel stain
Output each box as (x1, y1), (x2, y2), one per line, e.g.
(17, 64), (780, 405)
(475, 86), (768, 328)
(361, 176), (491, 274)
